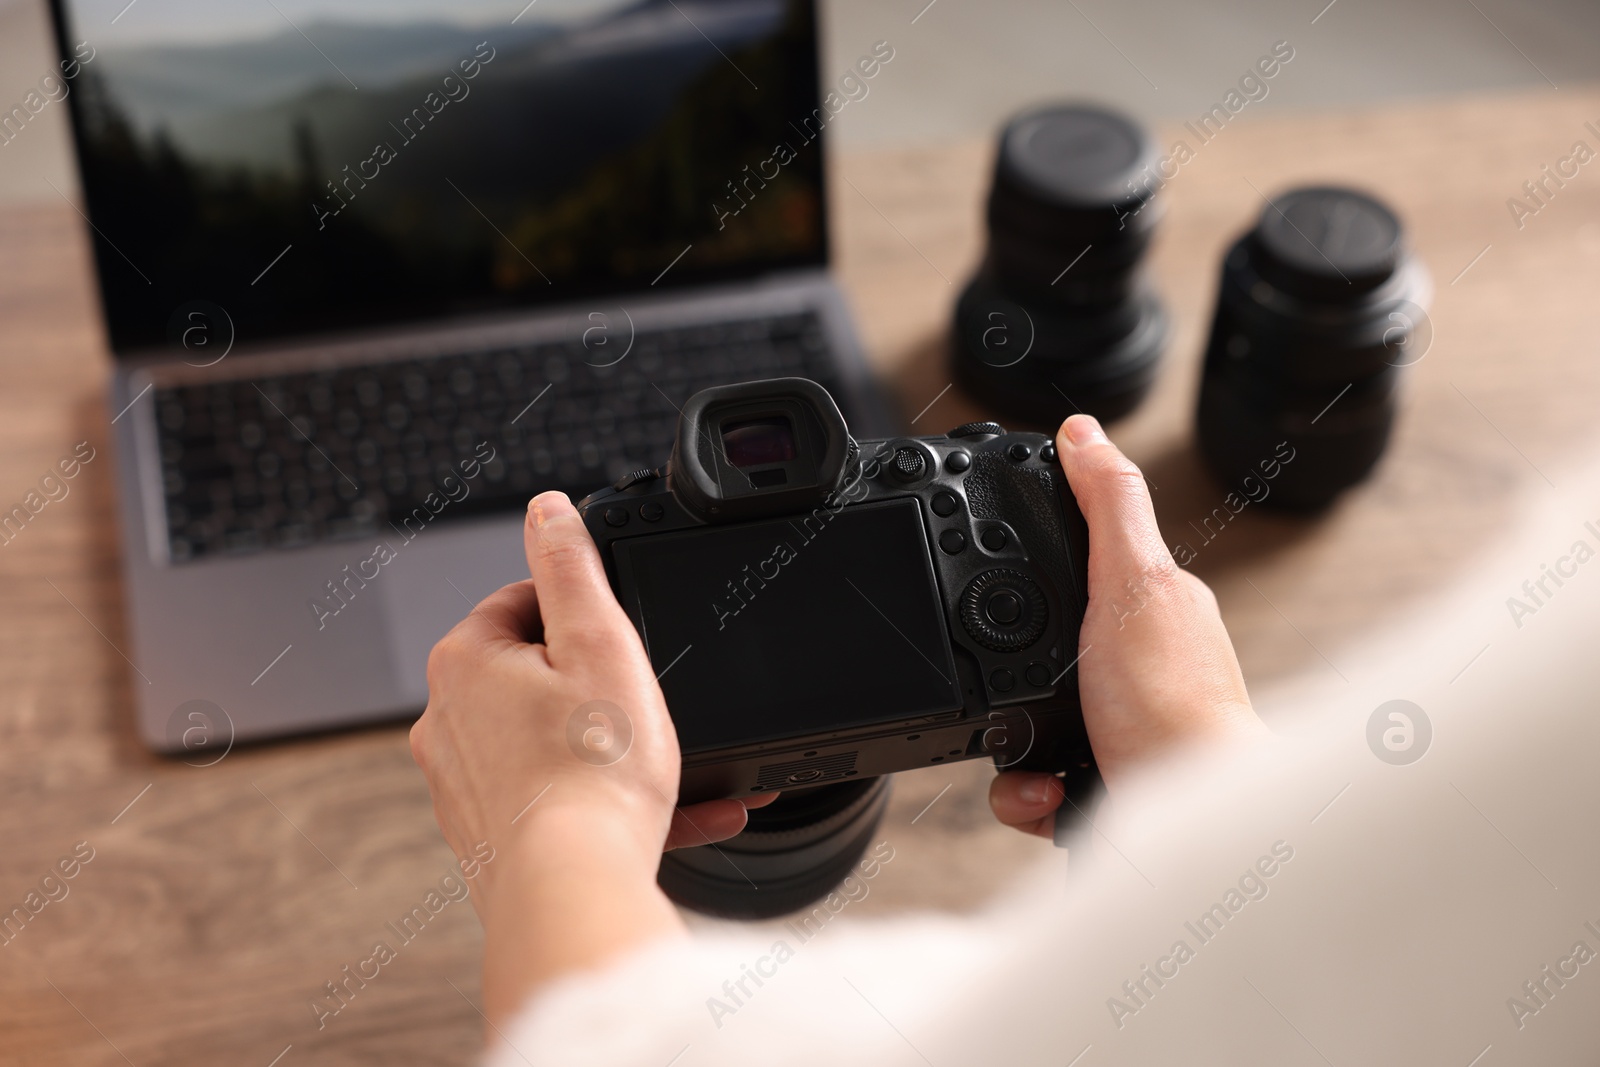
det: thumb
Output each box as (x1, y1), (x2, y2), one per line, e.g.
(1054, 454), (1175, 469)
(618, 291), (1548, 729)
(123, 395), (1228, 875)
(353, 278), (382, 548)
(524, 491), (637, 660)
(1055, 415), (1177, 590)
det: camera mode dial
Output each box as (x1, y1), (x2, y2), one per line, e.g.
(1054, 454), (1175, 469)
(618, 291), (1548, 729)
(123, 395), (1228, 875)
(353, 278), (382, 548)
(960, 569), (1048, 652)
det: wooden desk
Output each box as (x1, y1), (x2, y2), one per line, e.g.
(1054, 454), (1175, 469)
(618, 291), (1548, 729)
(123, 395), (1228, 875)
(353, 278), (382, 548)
(4, 87), (1599, 1063)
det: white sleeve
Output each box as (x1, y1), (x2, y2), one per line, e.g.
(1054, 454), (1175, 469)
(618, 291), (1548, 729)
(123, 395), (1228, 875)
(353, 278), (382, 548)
(483, 905), (1001, 1066)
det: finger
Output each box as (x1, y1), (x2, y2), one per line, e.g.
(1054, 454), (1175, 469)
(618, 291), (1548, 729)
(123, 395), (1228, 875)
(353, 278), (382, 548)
(1055, 415), (1177, 589)
(742, 791), (780, 810)
(445, 578), (544, 650)
(524, 492), (636, 659)
(665, 799), (751, 850)
(988, 771), (1065, 840)
(428, 582), (553, 693)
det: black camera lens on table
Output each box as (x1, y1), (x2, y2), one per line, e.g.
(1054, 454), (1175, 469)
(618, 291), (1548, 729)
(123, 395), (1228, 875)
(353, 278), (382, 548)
(953, 103), (1169, 426)
(1196, 185), (1431, 509)
(578, 378), (1100, 919)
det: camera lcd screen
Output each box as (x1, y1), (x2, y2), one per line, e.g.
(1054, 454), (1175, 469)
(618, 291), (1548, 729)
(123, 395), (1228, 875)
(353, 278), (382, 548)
(613, 498), (962, 754)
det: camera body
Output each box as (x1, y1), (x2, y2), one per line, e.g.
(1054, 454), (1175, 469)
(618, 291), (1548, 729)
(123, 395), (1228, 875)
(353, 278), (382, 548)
(578, 378), (1097, 808)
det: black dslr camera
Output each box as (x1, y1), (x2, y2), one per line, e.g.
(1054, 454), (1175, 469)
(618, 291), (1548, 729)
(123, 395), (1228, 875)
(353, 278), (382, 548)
(578, 378), (1098, 917)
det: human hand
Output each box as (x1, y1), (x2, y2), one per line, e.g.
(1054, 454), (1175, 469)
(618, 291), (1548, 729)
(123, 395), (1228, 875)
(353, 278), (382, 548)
(990, 415), (1268, 838)
(409, 490), (773, 1019)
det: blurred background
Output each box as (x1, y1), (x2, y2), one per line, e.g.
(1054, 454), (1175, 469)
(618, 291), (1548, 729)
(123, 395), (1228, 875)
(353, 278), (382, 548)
(3, 0), (1598, 204)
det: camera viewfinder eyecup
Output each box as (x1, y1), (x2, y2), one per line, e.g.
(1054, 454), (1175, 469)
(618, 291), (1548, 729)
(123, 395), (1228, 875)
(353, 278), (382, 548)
(668, 377), (854, 524)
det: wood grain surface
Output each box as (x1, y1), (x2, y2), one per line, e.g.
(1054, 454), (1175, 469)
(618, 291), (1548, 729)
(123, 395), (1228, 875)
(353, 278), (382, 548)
(3, 85), (1599, 1063)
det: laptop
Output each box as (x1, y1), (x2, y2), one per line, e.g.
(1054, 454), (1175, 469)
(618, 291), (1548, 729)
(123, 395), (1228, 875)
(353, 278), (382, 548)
(47, 0), (892, 751)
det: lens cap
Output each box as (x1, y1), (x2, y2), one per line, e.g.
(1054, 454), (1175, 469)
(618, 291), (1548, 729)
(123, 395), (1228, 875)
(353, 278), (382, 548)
(1247, 186), (1404, 301)
(989, 104), (1162, 247)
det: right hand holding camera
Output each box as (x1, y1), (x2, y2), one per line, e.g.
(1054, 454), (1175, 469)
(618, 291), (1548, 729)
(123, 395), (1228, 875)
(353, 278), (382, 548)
(989, 414), (1268, 837)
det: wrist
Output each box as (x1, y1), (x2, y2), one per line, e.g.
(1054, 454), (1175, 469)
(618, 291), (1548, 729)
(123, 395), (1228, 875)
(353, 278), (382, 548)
(503, 782), (671, 876)
(477, 797), (686, 1026)
(1096, 701), (1271, 793)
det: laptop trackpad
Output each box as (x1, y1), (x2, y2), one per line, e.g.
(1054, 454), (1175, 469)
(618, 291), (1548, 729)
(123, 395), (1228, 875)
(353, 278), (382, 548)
(381, 515), (530, 703)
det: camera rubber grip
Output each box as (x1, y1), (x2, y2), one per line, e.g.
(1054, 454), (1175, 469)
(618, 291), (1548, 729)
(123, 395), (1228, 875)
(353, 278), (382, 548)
(964, 450), (1088, 622)
(967, 446), (1100, 844)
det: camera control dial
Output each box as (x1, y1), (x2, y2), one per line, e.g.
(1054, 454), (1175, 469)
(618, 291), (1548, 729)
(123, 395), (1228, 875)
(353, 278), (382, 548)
(960, 569), (1048, 651)
(946, 421), (1007, 439)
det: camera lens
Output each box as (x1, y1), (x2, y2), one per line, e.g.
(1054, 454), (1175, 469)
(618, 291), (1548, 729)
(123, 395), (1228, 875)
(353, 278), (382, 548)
(657, 777), (891, 920)
(953, 103), (1169, 425)
(1195, 185), (1430, 509)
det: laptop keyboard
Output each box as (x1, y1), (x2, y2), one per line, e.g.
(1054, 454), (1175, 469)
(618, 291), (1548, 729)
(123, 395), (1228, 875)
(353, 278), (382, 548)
(152, 311), (844, 562)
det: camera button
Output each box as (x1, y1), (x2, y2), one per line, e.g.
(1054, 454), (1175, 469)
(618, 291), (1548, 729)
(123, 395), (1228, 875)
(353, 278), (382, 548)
(944, 450), (971, 473)
(989, 668), (1016, 693)
(1026, 662), (1052, 687)
(938, 529), (967, 554)
(981, 526), (1008, 552)
(639, 502), (665, 522)
(931, 491), (959, 517)
(890, 447), (927, 482)
(960, 569), (1048, 651)
(985, 590), (1022, 625)
(1007, 443), (1032, 462)
(1039, 443), (1057, 463)
(604, 507), (630, 528)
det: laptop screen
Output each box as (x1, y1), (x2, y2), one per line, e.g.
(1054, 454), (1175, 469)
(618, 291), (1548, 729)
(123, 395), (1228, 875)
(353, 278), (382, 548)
(50, 0), (826, 354)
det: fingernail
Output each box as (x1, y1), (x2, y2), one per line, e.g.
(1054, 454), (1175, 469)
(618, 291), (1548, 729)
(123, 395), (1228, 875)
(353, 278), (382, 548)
(1061, 414), (1106, 447)
(1020, 776), (1056, 805)
(529, 491), (575, 527)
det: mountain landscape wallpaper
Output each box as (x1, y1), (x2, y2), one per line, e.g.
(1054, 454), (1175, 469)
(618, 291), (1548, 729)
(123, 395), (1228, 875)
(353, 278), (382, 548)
(60, 0), (824, 349)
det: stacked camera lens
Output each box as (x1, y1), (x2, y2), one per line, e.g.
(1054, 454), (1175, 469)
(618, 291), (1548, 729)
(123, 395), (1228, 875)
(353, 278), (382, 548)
(1196, 185), (1430, 509)
(954, 104), (1168, 425)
